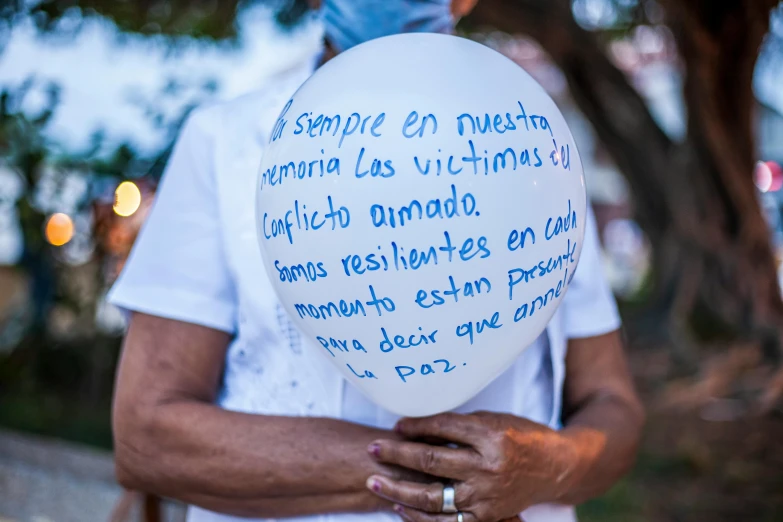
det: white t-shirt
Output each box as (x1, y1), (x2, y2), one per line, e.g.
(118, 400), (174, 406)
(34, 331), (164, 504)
(109, 58), (621, 522)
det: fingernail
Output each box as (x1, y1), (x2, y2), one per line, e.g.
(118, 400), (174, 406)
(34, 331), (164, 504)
(393, 504), (404, 514)
(366, 477), (381, 492)
(368, 443), (380, 457)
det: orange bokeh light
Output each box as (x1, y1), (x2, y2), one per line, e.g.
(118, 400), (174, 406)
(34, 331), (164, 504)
(45, 213), (74, 246)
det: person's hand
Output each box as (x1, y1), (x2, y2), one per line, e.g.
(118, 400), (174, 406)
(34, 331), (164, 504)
(365, 412), (582, 522)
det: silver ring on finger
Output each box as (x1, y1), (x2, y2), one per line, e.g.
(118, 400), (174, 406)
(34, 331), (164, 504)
(442, 484), (458, 513)
(457, 512), (464, 522)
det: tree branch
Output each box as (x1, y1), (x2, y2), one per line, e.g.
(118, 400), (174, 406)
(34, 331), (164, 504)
(466, 0), (675, 234)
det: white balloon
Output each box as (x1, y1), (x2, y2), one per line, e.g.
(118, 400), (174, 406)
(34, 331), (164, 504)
(256, 33), (585, 417)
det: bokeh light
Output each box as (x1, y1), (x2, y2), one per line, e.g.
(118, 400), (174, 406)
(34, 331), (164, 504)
(45, 213), (74, 246)
(754, 161), (783, 193)
(113, 181), (142, 217)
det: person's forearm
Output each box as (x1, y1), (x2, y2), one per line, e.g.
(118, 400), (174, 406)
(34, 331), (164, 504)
(179, 489), (388, 518)
(114, 401), (401, 516)
(556, 392), (644, 505)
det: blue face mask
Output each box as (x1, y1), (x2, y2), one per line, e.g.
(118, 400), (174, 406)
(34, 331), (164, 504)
(321, 0), (454, 53)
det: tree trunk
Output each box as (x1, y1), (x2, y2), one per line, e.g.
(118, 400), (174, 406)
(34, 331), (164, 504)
(467, 0), (783, 365)
(661, 0), (783, 362)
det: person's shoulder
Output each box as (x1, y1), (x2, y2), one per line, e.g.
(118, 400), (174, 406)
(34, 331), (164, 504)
(185, 90), (274, 136)
(185, 59), (317, 142)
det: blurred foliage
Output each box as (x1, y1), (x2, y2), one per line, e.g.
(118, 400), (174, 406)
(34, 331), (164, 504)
(1, 78), (128, 273)
(0, 335), (118, 449)
(571, 0), (660, 31)
(0, 0), (311, 41)
(578, 478), (646, 522)
(0, 0), (710, 42)
(0, 71), (208, 448)
(0, 79), (119, 447)
(0, 80), (54, 259)
(577, 373), (783, 522)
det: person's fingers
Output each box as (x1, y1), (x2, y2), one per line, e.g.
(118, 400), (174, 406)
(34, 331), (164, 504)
(393, 505), (479, 522)
(395, 413), (491, 447)
(366, 476), (477, 514)
(392, 504), (521, 522)
(366, 476), (446, 512)
(369, 440), (478, 480)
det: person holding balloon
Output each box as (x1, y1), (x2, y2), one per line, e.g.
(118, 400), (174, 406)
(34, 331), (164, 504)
(109, 1), (644, 522)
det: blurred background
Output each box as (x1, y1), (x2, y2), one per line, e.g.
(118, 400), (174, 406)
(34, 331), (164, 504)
(0, 0), (782, 521)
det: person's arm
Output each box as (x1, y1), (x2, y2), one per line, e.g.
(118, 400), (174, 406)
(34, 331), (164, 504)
(556, 329), (644, 505)
(360, 329), (644, 522)
(113, 312), (423, 518)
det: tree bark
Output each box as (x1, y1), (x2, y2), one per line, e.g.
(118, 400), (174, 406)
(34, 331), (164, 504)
(467, 0), (783, 365)
(662, 0), (783, 360)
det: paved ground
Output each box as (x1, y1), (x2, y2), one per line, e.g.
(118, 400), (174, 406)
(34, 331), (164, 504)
(0, 429), (186, 522)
